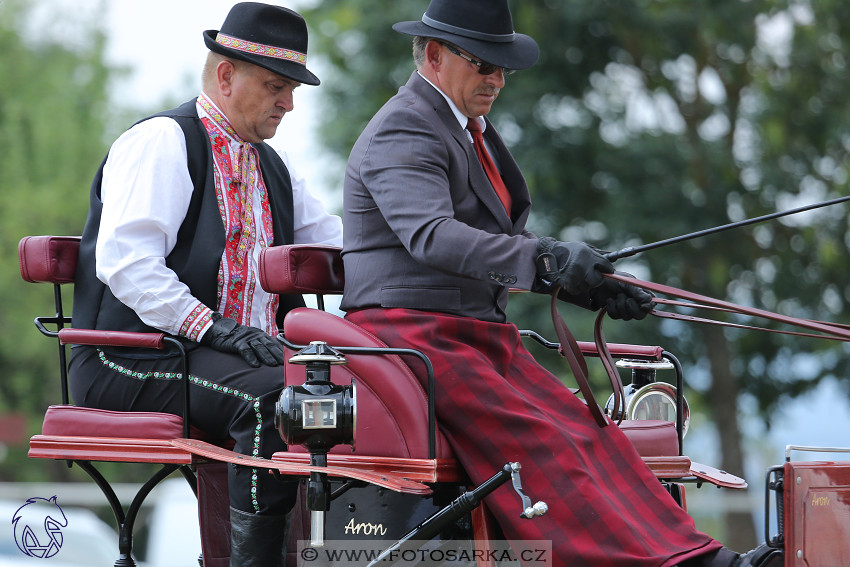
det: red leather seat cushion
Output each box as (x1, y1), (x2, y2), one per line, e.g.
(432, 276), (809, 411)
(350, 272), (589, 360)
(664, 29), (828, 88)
(42, 405), (186, 439)
(283, 308), (453, 459)
(259, 245), (344, 295)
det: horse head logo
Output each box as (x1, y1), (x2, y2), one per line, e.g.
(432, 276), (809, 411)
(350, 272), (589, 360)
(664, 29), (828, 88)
(11, 496), (68, 558)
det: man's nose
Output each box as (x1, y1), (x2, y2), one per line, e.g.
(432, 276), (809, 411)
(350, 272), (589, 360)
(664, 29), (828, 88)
(485, 69), (506, 87)
(278, 91), (294, 112)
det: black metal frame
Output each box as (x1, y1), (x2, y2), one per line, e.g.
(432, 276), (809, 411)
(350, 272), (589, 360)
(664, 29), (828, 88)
(764, 465), (785, 550)
(33, 281), (197, 567)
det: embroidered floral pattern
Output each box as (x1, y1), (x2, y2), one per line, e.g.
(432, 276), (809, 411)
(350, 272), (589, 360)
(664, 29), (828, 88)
(97, 349), (265, 511)
(197, 94), (276, 331)
(179, 303), (214, 341)
(216, 33), (307, 66)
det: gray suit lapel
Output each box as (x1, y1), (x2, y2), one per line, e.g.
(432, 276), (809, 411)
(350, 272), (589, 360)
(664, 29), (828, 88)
(409, 75), (514, 232)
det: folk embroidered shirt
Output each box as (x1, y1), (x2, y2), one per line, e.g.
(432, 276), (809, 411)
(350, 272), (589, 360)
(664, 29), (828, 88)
(96, 94), (342, 341)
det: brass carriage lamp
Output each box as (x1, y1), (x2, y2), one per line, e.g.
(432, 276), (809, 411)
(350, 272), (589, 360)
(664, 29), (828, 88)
(605, 359), (690, 437)
(275, 341), (356, 547)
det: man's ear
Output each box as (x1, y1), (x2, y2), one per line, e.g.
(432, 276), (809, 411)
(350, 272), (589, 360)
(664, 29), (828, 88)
(217, 59), (236, 96)
(425, 40), (443, 71)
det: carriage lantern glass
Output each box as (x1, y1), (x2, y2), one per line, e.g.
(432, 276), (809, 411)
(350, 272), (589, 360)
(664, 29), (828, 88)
(605, 359), (690, 437)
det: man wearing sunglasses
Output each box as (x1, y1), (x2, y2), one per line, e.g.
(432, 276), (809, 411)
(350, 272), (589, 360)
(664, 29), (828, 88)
(341, 0), (775, 566)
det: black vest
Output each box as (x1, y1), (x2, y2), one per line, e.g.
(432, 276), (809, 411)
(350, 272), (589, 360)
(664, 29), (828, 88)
(73, 99), (304, 351)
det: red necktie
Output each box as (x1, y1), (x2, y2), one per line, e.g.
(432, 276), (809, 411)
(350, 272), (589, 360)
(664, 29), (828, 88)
(467, 118), (512, 217)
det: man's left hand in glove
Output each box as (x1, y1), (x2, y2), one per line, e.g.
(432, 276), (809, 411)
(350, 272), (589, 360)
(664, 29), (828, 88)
(200, 313), (285, 368)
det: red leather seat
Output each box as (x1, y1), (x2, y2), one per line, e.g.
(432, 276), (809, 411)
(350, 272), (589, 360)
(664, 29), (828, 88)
(618, 419), (678, 457)
(41, 406), (185, 438)
(283, 307), (454, 460)
(260, 244), (681, 461)
(283, 308), (680, 459)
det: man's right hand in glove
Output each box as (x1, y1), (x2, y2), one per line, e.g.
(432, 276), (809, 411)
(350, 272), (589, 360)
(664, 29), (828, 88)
(200, 313), (285, 368)
(588, 274), (655, 321)
(535, 237), (614, 295)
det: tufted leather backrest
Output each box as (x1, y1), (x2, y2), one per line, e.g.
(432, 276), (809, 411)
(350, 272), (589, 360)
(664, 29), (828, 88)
(259, 244), (344, 295)
(19, 236), (81, 284)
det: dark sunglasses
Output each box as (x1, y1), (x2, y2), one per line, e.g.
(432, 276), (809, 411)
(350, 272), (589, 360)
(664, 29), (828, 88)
(440, 42), (515, 76)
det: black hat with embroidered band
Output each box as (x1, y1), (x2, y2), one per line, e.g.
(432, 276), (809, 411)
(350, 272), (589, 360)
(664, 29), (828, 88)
(203, 2), (320, 86)
(393, 0), (539, 71)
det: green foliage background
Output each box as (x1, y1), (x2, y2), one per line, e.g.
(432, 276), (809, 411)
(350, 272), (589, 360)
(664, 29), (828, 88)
(0, 0), (108, 482)
(0, 0), (163, 484)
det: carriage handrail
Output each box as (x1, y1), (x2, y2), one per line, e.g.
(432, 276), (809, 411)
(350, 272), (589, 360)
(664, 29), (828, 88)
(785, 444), (850, 461)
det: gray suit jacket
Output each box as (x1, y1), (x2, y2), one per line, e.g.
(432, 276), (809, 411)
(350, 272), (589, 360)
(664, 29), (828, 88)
(341, 72), (543, 323)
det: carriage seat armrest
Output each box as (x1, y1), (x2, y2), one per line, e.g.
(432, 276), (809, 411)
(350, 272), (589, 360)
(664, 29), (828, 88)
(521, 329), (664, 361)
(259, 244), (344, 295)
(58, 328), (167, 350)
(576, 342), (663, 360)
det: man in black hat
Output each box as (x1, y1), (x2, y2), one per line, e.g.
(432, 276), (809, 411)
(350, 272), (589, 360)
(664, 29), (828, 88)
(341, 1), (776, 566)
(69, 3), (340, 565)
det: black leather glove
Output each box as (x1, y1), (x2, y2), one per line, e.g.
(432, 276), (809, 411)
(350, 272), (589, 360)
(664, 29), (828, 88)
(589, 272), (655, 321)
(200, 313), (285, 368)
(536, 237), (614, 295)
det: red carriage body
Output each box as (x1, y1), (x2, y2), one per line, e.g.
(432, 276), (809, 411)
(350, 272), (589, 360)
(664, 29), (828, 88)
(17, 236), (850, 566)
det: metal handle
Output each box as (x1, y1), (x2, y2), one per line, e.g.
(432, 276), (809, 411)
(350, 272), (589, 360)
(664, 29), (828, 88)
(785, 444), (850, 461)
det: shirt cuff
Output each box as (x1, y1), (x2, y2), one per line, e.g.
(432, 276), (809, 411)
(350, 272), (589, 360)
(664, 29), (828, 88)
(179, 302), (216, 342)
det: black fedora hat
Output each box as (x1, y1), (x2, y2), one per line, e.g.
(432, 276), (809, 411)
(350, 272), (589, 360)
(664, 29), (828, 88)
(393, 0), (539, 71)
(203, 2), (320, 86)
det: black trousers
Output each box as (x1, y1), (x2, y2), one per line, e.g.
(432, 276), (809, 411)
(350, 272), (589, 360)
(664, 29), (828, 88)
(68, 344), (295, 515)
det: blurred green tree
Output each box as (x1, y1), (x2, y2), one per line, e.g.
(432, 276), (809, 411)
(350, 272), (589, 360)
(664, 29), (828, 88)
(302, 0), (850, 549)
(0, 0), (118, 481)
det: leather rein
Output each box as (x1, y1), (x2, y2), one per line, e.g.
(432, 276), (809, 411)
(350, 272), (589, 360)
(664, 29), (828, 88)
(550, 273), (850, 428)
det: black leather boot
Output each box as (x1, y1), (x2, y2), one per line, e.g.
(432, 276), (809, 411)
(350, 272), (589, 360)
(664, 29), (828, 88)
(679, 544), (784, 567)
(678, 547), (741, 567)
(229, 507), (288, 567)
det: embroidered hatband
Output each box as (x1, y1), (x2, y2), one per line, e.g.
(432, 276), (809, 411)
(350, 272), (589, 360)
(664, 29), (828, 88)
(216, 33), (307, 66)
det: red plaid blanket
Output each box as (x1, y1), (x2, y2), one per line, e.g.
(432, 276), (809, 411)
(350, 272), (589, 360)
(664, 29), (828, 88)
(347, 308), (721, 567)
